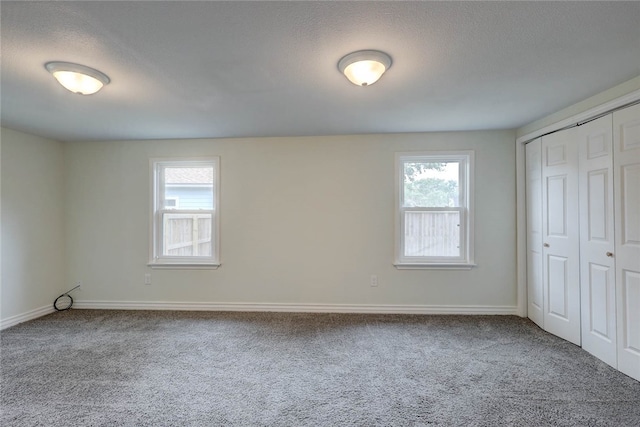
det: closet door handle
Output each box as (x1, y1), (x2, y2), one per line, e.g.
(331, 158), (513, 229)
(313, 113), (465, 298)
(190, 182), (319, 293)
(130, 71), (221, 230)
(606, 252), (614, 258)
(543, 243), (550, 248)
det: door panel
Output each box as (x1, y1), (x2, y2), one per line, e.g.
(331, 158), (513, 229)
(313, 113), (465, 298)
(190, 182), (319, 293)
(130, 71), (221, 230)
(548, 255), (568, 318)
(530, 251), (544, 314)
(547, 144), (566, 165)
(547, 176), (567, 236)
(587, 170), (607, 241)
(526, 139), (544, 327)
(614, 103), (640, 381)
(621, 164), (640, 246)
(542, 128), (581, 345)
(587, 262), (613, 340)
(621, 270), (640, 353)
(578, 115), (617, 367)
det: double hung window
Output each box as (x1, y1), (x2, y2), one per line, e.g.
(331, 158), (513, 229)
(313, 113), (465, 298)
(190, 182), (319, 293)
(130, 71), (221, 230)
(150, 158), (220, 268)
(395, 151), (474, 269)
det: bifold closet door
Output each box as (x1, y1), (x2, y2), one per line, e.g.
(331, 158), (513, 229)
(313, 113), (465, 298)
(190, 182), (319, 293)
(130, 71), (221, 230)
(613, 103), (640, 381)
(542, 128), (581, 346)
(526, 138), (544, 328)
(578, 115), (617, 367)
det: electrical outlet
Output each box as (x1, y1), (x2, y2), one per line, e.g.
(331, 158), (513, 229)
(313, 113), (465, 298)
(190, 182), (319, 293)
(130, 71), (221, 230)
(144, 273), (151, 285)
(76, 281), (82, 291)
(370, 274), (378, 287)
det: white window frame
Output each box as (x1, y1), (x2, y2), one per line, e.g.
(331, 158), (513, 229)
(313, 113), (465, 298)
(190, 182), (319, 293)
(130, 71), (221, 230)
(149, 157), (220, 269)
(394, 151), (475, 270)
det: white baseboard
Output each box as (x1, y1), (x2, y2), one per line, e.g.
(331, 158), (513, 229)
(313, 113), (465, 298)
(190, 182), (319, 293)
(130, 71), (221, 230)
(0, 305), (55, 330)
(73, 300), (518, 315)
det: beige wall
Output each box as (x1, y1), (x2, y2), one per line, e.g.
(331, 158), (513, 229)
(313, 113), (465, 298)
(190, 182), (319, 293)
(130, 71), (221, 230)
(65, 130), (517, 309)
(1, 128), (65, 322)
(5, 74), (639, 319)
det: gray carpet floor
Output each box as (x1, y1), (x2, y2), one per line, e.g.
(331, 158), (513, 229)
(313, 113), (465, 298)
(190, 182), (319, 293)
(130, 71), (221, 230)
(1, 310), (639, 426)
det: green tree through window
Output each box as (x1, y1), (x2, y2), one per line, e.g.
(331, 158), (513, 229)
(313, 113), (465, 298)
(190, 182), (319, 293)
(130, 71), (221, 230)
(403, 162), (459, 207)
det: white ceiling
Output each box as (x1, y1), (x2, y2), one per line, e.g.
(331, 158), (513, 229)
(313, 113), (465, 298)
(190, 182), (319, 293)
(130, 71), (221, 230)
(1, 1), (639, 142)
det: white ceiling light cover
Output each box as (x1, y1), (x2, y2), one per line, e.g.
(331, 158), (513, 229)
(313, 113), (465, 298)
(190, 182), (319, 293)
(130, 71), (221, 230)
(338, 50), (392, 87)
(45, 62), (110, 95)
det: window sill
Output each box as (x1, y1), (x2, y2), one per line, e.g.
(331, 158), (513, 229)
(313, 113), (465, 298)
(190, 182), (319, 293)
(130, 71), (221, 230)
(394, 263), (476, 270)
(147, 263), (220, 270)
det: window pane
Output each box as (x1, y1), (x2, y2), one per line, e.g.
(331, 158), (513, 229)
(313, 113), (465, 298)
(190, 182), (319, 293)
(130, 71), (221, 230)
(163, 213), (212, 257)
(404, 211), (460, 257)
(163, 167), (214, 209)
(403, 161), (459, 207)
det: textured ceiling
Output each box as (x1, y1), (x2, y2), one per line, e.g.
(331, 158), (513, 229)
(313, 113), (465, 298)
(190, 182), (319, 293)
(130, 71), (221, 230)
(1, 1), (639, 142)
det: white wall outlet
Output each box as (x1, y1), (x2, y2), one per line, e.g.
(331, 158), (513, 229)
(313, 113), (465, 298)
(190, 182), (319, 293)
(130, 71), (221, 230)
(144, 273), (151, 285)
(76, 281), (82, 291)
(370, 274), (378, 287)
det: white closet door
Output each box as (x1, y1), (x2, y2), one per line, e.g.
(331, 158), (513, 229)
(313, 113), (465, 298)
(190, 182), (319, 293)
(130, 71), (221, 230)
(578, 115), (617, 367)
(613, 103), (640, 381)
(542, 128), (581, 345)
(526, 139), (544, 328)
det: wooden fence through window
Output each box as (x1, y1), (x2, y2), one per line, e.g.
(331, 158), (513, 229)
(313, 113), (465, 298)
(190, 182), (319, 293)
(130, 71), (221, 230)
(163, 213), (212, 256)
(404, 211), (460, 257)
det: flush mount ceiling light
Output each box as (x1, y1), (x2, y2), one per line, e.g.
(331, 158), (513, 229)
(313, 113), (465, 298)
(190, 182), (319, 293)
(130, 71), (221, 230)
(338, 50), (392, 87)
(45, 61), (110, 95)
